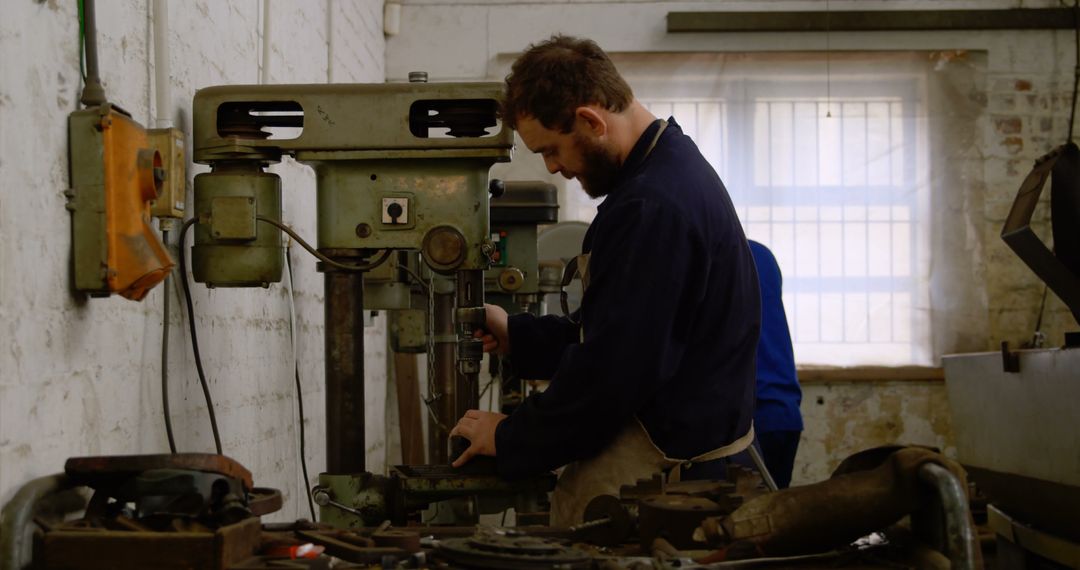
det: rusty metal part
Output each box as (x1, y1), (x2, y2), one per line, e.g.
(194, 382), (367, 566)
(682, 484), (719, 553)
(323, 259), (365, 474)
(371, 529), (421, 551)
(63, 464), (254, 534)
(638, 495), (725, 550)
(437, 533), (591, 569)
(727, 464), (766, 497)
(700, 447), (976, 565)
(392, 461), (555, 500)
(248, 488), (283, 517)
(295, 529), (408, 565)
(666, 480), (745, 512)
(619, 474), (666, 500)
(577, 494), (633, 547)
(65, 454), (254, 491)
(38, 515), (261, 570)
(620, 475), (747, 509)
(316, 462), (553, 527)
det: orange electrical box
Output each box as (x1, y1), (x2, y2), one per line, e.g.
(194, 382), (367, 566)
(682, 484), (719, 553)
(68, 103), (174, 300)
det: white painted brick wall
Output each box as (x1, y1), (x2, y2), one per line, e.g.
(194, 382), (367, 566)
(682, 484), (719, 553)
(0, 0), (386, 521)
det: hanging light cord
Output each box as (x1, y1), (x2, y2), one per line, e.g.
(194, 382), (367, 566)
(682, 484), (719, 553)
(825, 0), (833, 118)
(161, 228), (178, 454)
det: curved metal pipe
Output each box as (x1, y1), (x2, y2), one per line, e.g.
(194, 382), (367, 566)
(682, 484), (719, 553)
(0, 474), (73, 570)
(918, 462), (979, 570)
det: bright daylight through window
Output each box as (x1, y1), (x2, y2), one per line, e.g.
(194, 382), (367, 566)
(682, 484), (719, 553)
(565, 53), (935, 367)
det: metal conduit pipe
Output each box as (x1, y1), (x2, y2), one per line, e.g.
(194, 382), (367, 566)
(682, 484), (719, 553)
(0, 474), (74, 570)
(79, 0), (106, 106)
(917, 462), (979, 570)
(260, 0), (272, 85)
(152, 0), (171, 128)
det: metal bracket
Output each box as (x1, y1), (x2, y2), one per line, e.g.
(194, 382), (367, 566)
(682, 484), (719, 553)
(1000, 341), (1020, 374)
(312, 487), (366, 519)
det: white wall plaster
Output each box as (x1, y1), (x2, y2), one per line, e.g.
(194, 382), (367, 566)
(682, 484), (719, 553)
(0, 0), (387, 521)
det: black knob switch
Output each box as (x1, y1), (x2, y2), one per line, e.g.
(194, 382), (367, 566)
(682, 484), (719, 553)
(387, 201), (404, 222)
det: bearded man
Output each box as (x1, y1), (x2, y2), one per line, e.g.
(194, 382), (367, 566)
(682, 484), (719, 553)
(450, 35), (761, 526)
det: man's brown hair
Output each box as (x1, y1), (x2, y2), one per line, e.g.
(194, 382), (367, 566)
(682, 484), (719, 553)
(501, 35), (634, 133)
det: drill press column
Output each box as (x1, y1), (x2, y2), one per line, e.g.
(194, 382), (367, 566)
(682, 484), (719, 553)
(324, 254), (366, 474)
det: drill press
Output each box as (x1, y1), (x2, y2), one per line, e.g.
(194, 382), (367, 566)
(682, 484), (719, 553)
(191, 81), (556, 526)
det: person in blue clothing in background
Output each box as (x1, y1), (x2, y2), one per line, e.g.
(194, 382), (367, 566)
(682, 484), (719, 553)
(747, 240), (803, 488)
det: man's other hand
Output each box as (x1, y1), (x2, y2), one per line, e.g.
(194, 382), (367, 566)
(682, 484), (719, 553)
(449, 409), (507, 467)
(473, 303), (510, 355)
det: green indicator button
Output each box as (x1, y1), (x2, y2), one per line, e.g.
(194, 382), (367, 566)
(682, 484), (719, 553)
(491, 230), (508, 267)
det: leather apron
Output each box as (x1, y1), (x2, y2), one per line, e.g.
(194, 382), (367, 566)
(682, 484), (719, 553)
(549, 120), (755, 527)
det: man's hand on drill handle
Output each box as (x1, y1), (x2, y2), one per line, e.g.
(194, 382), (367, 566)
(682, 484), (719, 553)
(473, 303), (510, 355)
(452, 304), (510, 467)
(450, 410), (507, 467)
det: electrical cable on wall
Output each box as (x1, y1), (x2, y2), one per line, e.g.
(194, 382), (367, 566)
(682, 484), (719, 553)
(178, 219), (224, 455)
(255, 216), (392, 272)
(285, 243), (317, 521)
(161, 228), (178, 454)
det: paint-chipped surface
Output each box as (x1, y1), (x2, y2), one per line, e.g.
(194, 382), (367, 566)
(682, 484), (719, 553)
(0, 0), (386, 521)
(793, 381), (955, 485)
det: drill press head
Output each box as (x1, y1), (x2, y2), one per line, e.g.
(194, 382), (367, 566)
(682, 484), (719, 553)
(190, 82), (513, 286)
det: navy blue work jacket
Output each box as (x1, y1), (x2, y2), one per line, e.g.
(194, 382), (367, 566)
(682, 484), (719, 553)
(494, 118), (760, 479)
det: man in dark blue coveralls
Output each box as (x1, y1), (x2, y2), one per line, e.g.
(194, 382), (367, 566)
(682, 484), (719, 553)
(449, 35), (761, 526)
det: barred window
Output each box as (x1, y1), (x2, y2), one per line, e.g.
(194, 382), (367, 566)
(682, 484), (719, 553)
(620, 54), (933, 366)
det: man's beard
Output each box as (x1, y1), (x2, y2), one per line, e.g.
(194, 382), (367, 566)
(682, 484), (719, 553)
(573, 133), (622, 199)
